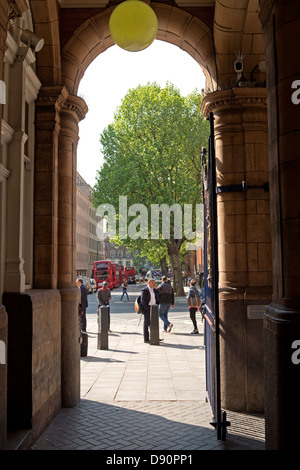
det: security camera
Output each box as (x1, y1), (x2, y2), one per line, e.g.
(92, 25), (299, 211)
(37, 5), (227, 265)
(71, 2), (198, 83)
(234, 59), (243, 73)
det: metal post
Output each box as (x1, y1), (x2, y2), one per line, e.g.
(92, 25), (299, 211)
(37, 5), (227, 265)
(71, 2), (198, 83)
(97, 305), (109, 350)
(150, 304), (159, 345)
(209, 111), (229, 441)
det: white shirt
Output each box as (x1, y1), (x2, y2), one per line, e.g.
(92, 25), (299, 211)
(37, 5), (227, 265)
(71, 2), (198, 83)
(148, 287), (156, 305)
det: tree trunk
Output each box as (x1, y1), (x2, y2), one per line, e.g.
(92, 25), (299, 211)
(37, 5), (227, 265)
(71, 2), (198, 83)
(168, 243), (184, 296)
(160, 255), (168, 277)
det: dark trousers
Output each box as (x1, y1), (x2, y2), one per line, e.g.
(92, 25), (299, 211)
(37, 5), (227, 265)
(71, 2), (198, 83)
(143, 310), (150, 341)
(189, 308), (198, 330)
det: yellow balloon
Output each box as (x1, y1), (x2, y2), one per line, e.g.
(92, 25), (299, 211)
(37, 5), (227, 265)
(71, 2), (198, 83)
(109, 0), (158, 52)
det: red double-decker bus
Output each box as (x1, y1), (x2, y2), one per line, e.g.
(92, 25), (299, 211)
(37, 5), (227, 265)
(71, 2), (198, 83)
(116, 264), (123, 287)
(93, 260), (116, 290)
(125, 266), (135, 281)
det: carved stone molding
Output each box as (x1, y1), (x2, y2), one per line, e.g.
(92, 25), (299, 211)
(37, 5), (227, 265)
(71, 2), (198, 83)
(37, 87), (88, 123)
(62, 94), (88, 123)
(8, 0), (28, 19)
(201, 87), (267, 117)
(37, 85), (69, 111)
(0, 163), (10, 182)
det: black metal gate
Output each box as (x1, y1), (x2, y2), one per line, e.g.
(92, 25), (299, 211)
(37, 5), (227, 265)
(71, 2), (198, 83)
(202, 112), (230, 440)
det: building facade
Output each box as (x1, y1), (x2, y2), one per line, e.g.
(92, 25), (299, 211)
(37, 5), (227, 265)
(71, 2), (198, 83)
(104, 240), (136, 270)
(76, 172), (104, 279)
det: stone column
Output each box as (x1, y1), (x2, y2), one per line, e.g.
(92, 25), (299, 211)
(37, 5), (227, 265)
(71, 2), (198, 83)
(0, 0), (29, 450)
(34, 85), (68, 289)
(202, 88), (272, 413)
(58, 94), (87, 407)
(5, 48), (28, 292)
(259, 0), (300, 450)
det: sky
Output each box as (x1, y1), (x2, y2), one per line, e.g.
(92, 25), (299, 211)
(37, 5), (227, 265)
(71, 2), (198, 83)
(77, 40), (206, 187)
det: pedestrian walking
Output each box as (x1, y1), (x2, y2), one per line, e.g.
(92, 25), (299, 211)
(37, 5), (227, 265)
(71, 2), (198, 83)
(140, 278), (161, 343)
(120, 279), (129, 301)
(157, 276), (174, 333)
(97, 281), (112, 332)
(186, 279), (201, 334)
(76, 278), (88, 332)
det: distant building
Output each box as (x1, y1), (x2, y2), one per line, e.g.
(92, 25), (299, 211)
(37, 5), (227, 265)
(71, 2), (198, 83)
(104, 240), (137, 269)
(76, 172), (104, 278)
(185, 248), (203, 278)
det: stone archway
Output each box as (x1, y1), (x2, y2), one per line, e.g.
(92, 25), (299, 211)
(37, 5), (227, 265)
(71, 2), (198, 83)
(58, 1), (272, 418)
(30, 0), (62, 85)
(61, 3), (216, 94)
(213, 0), (266, 89)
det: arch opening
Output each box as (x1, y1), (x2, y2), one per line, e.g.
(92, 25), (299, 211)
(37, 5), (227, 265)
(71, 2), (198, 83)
(61, 3), (216, 95)
(77, 39), (207, 186)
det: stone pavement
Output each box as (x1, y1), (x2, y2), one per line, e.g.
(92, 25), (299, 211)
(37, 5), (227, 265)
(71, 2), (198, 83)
(32, 313), (265, 452)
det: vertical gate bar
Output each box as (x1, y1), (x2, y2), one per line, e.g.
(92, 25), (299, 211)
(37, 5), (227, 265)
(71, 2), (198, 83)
(209, 112), (222, 440)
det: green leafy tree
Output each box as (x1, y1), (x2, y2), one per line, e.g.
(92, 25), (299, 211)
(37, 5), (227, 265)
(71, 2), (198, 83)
(93, 82), (209, 295)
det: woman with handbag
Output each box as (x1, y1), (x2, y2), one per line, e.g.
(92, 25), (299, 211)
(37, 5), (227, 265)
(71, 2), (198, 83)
(186, 279), (201, 334)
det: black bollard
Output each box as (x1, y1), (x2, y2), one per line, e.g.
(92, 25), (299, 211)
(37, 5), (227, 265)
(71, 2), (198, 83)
(97, 305), (109, 350)
(81, 331), (88, 357)
(150, 304), (159, 345)
(79, 305), (88, 357)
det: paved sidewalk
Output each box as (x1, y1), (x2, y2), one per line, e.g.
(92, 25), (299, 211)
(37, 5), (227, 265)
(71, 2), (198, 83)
(32, 313), (265, 451)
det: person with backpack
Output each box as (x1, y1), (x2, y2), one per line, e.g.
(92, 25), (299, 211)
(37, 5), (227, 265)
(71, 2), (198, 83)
(140, 278), (160, 343)
(157, 276), (174, 333)
(186, 279), (201, 334)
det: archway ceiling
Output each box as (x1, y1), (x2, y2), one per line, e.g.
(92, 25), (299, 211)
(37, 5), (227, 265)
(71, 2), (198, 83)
(61, 3), (217, 94)
(214, 0), (265, 89)
(30, 0), (265, 92)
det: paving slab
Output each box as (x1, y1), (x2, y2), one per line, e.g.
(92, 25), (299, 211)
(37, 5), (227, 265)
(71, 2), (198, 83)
(32, 314), (265, 452)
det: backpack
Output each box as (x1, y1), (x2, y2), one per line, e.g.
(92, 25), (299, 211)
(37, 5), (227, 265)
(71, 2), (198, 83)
(135, 295), (144, 314)
(187, 288), (200, 308)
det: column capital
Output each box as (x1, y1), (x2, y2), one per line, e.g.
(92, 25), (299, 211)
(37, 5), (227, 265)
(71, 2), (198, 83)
(61, 94), (88, 123)
(201, 87), (267, 117)
(37, 85), (69, 112)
